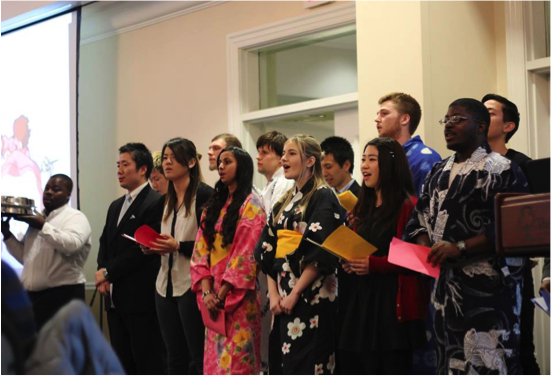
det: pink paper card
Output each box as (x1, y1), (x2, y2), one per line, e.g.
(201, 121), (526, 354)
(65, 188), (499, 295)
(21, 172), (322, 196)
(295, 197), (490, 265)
(200, 301), (227, 337)
(134, 225), (162, 248)
(388, 237), (440, 279)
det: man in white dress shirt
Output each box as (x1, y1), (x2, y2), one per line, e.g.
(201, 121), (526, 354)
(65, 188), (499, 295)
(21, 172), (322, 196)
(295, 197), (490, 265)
(2, 174), (91, 329)
(256, 131), (294, 215)
(255, 130), (294, 373)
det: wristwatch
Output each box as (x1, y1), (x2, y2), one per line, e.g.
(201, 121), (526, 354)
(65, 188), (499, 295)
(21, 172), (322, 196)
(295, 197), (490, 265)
(457, 241), (468, 257)
(103, 269), (109, 279)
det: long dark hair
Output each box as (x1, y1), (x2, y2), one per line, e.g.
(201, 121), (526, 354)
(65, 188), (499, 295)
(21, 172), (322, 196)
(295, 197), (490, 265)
(162, 138), (203, 222)
(201, 146), (254, 249)
(352, 137), (414, 233)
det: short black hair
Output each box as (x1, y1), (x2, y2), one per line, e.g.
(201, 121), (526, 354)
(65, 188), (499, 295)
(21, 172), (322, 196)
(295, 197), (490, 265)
(256, 131), (288, 158)
(49, 174), (73, 194)
(449, 98), (491, 137)
(482, 93), (520, 143)
(119, 143), (153, 179)
(320, 136), (355, 174)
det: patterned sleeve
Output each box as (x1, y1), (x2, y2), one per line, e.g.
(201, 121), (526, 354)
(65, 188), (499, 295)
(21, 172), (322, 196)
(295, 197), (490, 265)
(404, 167), (435, 243)
(290, 186), (344, 276)
(254, 208), (279, 281)
(190, 208), (211, 293)
(222, 194), (267, 312)
(222, 194), (267, 290)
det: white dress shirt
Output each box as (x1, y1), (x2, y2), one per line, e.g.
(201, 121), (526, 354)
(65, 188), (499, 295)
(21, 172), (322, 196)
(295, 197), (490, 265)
(156, 198), (198, 298)
(119, 181), (149, 224)
(260, 167), (295, 217)
(4, 204), (92, 292)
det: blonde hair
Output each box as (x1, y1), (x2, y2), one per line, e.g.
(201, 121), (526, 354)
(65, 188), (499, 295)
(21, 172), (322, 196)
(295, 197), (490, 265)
(152, 151), (163, 173)
(272, 134), (327, 226)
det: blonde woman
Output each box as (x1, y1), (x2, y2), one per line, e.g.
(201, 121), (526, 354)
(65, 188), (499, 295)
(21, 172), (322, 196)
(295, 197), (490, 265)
(255, 135), (344, 374)
(149, 151), (169, 195)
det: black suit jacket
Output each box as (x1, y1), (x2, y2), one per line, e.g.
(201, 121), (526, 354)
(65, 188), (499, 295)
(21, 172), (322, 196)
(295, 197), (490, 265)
(97, 184), (162, 313)
(349, 180), (361, 198)
(543, 257), (551, 278)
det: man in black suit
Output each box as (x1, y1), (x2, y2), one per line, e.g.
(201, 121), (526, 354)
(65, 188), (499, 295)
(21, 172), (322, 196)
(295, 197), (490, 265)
(320, 136), (360, 374)
(320, 136), (360, 197)
(541, 257), (551, 292)
(95, 143), (164, 374)
(482, 94), (541, 374)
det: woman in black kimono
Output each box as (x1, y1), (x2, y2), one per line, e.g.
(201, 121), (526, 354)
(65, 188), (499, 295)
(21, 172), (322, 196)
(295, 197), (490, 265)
(254, 134), (344, 375)
(339, 137), (429, 374)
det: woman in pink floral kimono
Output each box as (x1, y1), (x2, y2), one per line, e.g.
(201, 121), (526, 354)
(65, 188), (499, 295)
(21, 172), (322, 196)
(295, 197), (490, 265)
(191, 146), (267, 375)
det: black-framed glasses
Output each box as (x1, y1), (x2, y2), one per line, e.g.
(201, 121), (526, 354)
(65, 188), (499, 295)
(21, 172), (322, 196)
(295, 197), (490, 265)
(438, 115), (482, 125)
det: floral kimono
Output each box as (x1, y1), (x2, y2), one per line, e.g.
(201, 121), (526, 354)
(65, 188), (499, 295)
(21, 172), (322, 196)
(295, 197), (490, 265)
(404, 144), (529, 375)
(255, 179), (344, 375)
(191, 193), (266, 375)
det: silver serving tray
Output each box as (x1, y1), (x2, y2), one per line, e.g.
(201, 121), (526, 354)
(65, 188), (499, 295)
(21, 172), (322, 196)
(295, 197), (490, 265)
(1, 196), (35, 207)
(1, 206), (39, 216)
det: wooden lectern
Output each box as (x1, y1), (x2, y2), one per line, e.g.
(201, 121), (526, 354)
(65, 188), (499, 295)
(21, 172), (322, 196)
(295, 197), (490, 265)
(495, 193), (550, 257)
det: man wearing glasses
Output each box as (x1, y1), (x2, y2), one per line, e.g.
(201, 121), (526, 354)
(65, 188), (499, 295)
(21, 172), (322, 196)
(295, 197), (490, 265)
(405, 98), (529, 375)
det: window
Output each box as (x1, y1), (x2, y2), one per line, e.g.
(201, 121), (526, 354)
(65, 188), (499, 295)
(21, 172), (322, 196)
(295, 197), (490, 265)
(258, 28), (357, 109)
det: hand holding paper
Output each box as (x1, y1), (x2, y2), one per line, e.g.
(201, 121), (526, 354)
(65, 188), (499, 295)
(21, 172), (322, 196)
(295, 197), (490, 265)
(532, 289), (550, 316)
(388, 237), (440, 279)
(338, 190), (358, 212)
(306, 225), (377, 261)
(200, 299), (227, 336)
(122, 225), (163, 249)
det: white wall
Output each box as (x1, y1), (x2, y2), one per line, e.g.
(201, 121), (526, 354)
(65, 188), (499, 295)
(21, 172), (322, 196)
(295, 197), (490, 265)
(77, 0), (350, 282)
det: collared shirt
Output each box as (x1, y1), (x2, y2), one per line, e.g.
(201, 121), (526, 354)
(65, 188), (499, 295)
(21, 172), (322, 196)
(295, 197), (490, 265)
(260, 167), (294, 217)
(156, 198), (198, 298)
(118, 181), (149, 224)
(336, 178), (355, 194)
(4, 204), (92, 292)
(403, 135), (442, 196)
(128, 181), (149, 203)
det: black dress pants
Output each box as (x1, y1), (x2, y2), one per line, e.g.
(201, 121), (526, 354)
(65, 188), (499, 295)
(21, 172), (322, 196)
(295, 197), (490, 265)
(28, 283), (85, 330)
(155, 289), (205, 375)
(107, 308), (165, 375)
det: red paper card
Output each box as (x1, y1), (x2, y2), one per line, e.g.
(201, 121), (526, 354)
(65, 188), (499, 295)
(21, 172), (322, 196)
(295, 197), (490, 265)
(388, 237), (440, 279)
(122, 225), (162, 248)
(200, 301), (227, 337)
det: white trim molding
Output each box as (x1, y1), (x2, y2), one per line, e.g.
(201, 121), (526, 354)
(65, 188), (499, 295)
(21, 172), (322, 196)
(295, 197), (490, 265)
(226, 2), (356, 151)
(504, 1), (530, 156)
(242, 92), (358, 124)
(80, 0), (230, 45)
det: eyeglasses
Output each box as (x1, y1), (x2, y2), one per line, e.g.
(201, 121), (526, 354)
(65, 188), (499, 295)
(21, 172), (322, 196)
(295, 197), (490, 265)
(438, 115), (482, 125)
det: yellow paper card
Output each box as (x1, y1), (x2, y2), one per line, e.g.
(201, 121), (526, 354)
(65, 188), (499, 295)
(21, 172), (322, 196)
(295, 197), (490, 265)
(306, 225), (377, 261)
(338, 190), (358, 212)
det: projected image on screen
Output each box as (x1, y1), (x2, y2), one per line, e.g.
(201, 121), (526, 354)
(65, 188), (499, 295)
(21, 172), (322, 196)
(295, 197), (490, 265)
(1, 12), (79, 273)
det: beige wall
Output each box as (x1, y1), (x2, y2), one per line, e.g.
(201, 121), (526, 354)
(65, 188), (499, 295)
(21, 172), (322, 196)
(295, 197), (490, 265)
(78, 1), (348, 282)
(357, 1), (508, 158)
(356, 1), (426, 150)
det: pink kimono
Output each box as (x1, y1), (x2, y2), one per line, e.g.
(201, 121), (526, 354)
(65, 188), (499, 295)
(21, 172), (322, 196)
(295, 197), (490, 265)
(191, 193), (266, 375)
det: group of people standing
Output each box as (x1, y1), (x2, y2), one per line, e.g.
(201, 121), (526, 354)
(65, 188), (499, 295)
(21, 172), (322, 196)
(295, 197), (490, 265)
(3, 91), (548, 375)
